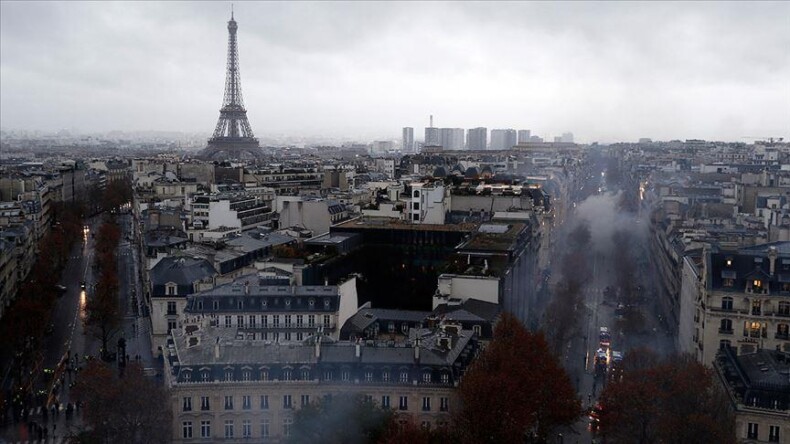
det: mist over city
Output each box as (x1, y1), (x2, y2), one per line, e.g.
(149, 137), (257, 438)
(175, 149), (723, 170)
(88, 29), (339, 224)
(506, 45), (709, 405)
(1, 2), (789, 444)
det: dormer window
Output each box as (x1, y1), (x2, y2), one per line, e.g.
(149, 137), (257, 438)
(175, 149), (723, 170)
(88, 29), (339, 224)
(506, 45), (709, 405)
(309, 299), (315, 307)
(167, 284), (177, 296)
(324, 299), (330, 308)
(197, 300), (203, 310)
(213, 300), (219, 310)
(285, 298), (291, 307)
(238, 300), (243, 310)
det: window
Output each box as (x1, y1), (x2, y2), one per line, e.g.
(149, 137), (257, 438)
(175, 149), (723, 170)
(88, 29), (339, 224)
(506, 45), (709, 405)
(381, 395), (390, 409)
(242, 420), (251, 438)
(285, 315), (292, 328)
(283, 369), (292, 381)
(296, 315), (304, 328)
(324, 299), (331, 308)
(213, 300), (219, 310)
(285, 332), (292, 341)
(200, 396), (210, 411)
(719, 319), (733, 334)
(323, 370), (333, 381)
(197, 300), (203, 310)
(273, 315), (280, 327)
(399, 396), (408, 411)
(260, 395), (269, 410)
(752, 299), (762, 315)
(473, 325), (482, 336)
(723, 278), (734, 287)
(308, 315), (315, 327)
(301, 369), (310, 380)
(719, 339), (731, 349)
(182, 421), (193, 439)
(422, 372), (431, 383)
(422, 397), (431, 411)
(261, 419), (270, 438)
(200, 420), (211, 438)
(261, 369), (269, 381)
(285, 298), (291, 307)
(323, 314), (331, 327)
(283, 417), (293, 437)
(401, 323), (409, 334)
(224, 420), (234, 439)
(168, 320), (177, 333)
(242, 395), (251, 410)
(342, 369), (350, 381)
(237, 315), (244, 327)
(400, 371), (409, 383)
(779, 301), (790, 316)
(721, 297), (733, 310)
(238, 300), (243, 310)
(382, 371), (390, 382)
(440, 397), (449, 412)
(365, 371), (373, 382)
(262, 315), (268, 328)
(769, 425), (779, 443)
(225, 316), (232, 328)
(777, 323), (789, 340)
(202, 371), (210, 382)
(167, 285), (176, 296)
(182, 397), (192, 412)
(748, 423), (758, 439)
(301, 394), (310, 407)
(389, 322), (395, 333)
(249, 315), (256, 327)
(225, 369), (233, 381)
(441, 373), (449, 384)
(167, 301), (177, 315)
(413, 202), (420, 210)
(224, 395), (233, 410)
(283, 395), (292, 409)
(413, 213), (420, 221)
(297, 332), (303, 341)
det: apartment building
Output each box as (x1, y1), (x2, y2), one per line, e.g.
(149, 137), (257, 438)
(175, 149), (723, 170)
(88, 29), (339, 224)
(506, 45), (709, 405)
(165, 319), (479, 443)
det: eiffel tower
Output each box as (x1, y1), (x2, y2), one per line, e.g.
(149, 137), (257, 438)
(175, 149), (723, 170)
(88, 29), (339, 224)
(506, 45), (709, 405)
(200, 10), (264, 160)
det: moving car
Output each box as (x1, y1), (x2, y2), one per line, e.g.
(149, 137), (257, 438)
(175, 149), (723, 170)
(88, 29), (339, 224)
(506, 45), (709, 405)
(599, 327), (611, 348)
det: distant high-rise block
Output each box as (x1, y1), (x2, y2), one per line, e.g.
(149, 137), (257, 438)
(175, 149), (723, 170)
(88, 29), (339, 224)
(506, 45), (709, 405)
(425, 127), (440, 147)
(467, 127), (487, 151)
(402, 127), (414, 153)
(490, 129), (517, 150)
(439, 128), (465, 150)
(561, 132), (574, 143)
(518, 130), (531, 144)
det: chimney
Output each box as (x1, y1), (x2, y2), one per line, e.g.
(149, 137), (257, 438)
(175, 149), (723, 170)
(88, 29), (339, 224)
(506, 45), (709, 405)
(244, 280), (249, 295)
(214, 337), (220, 359)
(768, 246), (778, 276)
(355, 340), (361, 359)
(414, 337), (421, 363)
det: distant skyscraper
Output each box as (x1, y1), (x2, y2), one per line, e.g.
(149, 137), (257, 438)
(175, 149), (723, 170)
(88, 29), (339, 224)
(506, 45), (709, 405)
(439, 128), (465, 150)
(518, 130), (531, 144)
(402, 127), (414, 153)
(561, 132), (574, 143)
(424, 115), (439, 147)
(467, 127), (487, 151)
(490, 129), (517, 150)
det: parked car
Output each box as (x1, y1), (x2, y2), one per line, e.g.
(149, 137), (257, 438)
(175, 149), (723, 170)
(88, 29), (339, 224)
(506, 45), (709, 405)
(54, 284), (67, 295)
(80, 281), (86, 289)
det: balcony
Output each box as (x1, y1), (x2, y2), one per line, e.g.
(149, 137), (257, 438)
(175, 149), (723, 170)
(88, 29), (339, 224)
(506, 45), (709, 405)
(718, 328), (734, 335)
(775, 333), (789, 340)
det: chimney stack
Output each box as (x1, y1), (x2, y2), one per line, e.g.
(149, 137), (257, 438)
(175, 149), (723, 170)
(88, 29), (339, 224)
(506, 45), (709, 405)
(414, 337), (421, 363)
(355, 340), (361, 359)
(768, 246), (778, 276)
(214, 337), (220, 359)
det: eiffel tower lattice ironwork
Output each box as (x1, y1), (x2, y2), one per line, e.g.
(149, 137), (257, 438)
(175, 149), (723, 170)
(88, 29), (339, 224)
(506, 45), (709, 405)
(201, 11), (263, 160)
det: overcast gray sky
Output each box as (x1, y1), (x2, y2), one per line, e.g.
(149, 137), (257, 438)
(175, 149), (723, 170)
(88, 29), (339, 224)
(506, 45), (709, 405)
(1, 1), (788, 143)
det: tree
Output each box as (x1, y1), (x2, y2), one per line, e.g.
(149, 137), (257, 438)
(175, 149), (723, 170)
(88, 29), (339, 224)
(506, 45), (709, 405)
(71, 361), (171, 444)
(84, 272), (121, 356)
(455, 313), (581, 443)
(288, 394), (394, 444)
(597, 352), (735, 444)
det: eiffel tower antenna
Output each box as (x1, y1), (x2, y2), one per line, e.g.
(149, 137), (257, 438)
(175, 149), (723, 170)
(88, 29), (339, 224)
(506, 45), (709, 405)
(200, 8), (263, 160)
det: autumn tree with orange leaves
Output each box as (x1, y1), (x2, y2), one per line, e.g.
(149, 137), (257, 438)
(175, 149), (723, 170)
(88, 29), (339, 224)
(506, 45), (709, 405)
(454, 313), (581, 443)
(597, 350), (735, 444)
